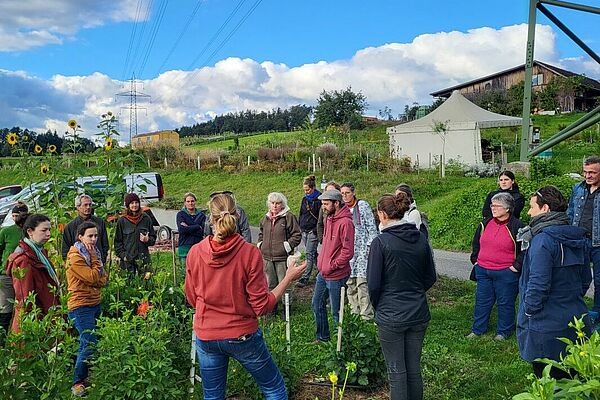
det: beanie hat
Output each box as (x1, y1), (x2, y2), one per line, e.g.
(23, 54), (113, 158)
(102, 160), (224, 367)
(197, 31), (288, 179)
(124, 193), (141, 208)
(12, 203), (28, 214)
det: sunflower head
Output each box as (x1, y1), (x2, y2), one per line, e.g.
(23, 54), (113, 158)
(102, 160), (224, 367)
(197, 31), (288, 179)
(48, 144), (57, 153)
(40, 164), (49, 175)
(104, 137), (114, 151)
(34, 144), (43, 154)
(68, 119), (77, 129)
(7, 133), (17, 146)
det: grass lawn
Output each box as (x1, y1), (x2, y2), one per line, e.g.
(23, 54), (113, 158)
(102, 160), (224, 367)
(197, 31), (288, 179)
(249, 275), (531, 400)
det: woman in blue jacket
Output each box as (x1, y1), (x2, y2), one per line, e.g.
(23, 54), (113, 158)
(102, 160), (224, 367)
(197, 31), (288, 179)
(367, 192), (436, 400)
(176, 192), (206, 267)
(517, 186), (592, 379)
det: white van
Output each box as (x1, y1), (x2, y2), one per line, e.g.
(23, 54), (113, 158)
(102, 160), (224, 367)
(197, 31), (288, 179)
(0, 172), (164, 227)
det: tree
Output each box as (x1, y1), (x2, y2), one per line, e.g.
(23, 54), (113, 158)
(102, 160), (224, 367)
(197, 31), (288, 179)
(314, 87), (367, 129)
(432, 120), (450, 178)
(378, 106), (393, 121)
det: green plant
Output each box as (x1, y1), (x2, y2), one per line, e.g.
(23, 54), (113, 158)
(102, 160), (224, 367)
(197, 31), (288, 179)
(325, 311), (385, 386)
(529, 157), (560, 180)
(513, 317), (600, 399)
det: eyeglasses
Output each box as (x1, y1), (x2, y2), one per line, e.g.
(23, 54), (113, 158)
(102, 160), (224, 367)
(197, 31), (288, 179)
(490, 204), (505, 208)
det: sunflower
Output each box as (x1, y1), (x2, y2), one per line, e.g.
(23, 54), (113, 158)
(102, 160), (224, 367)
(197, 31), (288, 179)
(40, 164), (49, 175)
(104, 137), (114, 151)
(34, 144), (43, 154)
(48, 144), (57, 153)
(68, 119), (77, 129)
(22, 135), (29, 142)
(7, 133), (17, 146)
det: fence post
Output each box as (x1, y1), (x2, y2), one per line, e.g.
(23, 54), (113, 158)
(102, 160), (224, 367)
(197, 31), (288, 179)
(366, 153), (369, 172)
(218, 156), (221, 168)
(147, 158), (151, 169)
(164, 157), (168, 168)
(197, 156), (200, 170)
(285, 293), (290, 353)
(336, 287), (346, 352)
(312, 153), (316, 172)
(247, 155), (251, 167)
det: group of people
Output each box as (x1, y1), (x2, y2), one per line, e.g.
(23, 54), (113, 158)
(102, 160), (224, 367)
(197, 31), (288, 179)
(0, 192), (158, 396)
(469, 162), (599, 380)
(184, 178), (435, 400)
(3, 157), (600, 399)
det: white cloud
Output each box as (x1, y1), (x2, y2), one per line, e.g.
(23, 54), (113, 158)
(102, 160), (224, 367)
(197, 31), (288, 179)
(1, 23), (599, 139)
(0, 0), (148, 51)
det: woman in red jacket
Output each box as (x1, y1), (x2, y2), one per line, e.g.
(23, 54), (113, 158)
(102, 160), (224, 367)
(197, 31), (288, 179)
(6, 214), (59, 333)
(185, 193), (306, 400)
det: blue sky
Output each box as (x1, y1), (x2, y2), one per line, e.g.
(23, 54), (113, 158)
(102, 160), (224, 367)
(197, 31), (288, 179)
(0, 0), (598, 138)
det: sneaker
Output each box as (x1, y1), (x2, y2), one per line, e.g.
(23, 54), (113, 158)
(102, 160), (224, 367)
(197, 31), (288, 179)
(466, 332), (480, 339)
(71, 383), (86, 397)
(494, 334), (506, 341)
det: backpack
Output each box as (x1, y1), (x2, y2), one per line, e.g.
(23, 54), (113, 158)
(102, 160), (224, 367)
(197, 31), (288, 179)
(418, 211), (429, 239)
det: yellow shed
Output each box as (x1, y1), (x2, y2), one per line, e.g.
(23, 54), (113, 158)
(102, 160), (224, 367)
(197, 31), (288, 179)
(132, 130), (180, 149)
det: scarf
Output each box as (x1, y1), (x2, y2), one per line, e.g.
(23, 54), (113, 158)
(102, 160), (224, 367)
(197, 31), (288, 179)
(125, 209), (143, 225)
(516, 211), (570, 250)
(23, 237), (59, 286)
(74, 241), (104, 273)
(305, 189), (321, 201)
(347, 198), (361, 226)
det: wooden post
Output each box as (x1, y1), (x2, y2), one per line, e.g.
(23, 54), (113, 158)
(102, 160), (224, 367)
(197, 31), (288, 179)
(366, 153), (369, 171)
(147, 158), (151, 169)
(285, 293), (291, 353)
(336, 287), (346, 352)
(318, 157), (322, 170)
(247, 155), (251, 167)
(218, 156), (221, 168)
(164, 157), (168, 168)
(197, 156), (200, 170)
(312, 153), (316, 172)
(171, 232), (178, 287)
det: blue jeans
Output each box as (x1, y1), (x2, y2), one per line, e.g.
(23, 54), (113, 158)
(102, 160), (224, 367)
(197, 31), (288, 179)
(300, 231), (318, 282)
(311, 273), (348, 341)
(378, 322), (428, 400)
(196, 329), (287, 400)
(69, 304), (102, 384)
(472, 265), (519, 337)
(589, 244), (600, 312)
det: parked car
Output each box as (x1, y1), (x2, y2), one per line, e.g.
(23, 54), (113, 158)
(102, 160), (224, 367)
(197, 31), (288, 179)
(0, 172), (164, 228)
(0, 185), (22, 200)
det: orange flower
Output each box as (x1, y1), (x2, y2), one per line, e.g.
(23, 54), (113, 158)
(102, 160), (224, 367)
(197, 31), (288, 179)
(137, 300), (152, 317)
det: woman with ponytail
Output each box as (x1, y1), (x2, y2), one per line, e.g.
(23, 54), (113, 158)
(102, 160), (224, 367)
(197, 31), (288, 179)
(367, 193), (436, 400)
(185, 193), (307, 399)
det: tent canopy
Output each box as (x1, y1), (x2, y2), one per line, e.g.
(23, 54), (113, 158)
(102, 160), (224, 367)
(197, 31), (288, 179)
(388, 90), (522, 134)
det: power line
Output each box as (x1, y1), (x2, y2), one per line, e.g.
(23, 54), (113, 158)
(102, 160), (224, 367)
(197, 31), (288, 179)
(115, 76), (152, 143)
(125, 0), (155, 79)
(155, 0), (203, 76)
(121, 0), (145, 81)
(185, 0), (247, 71)
(137, 0), (170, 78)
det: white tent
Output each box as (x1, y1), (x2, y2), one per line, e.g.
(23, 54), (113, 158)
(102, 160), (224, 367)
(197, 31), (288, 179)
(387, 91), (522, 168)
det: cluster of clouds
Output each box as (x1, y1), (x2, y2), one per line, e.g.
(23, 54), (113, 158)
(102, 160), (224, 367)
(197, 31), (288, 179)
(1, 18), (599, 140)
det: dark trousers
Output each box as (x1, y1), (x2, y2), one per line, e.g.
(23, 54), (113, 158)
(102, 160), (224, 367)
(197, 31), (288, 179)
(378, 322), (428, 400)
(532, 361), (574, 380)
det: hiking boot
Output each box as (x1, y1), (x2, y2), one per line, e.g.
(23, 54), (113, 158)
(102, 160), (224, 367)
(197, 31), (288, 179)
(466, 332), (480, 339)
(494, 334), (506, 341)
(71, 383), (86, 397)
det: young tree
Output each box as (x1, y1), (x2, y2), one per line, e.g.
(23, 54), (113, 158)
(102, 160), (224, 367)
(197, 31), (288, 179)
(314, 87), (368, 129)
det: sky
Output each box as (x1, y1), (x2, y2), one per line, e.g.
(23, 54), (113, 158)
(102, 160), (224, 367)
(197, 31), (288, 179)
(0, 0), (599, 142)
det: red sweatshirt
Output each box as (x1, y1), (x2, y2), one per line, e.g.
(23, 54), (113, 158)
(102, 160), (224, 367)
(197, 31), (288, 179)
(185, 233), (277, 340)
(317, 205), (355, 280)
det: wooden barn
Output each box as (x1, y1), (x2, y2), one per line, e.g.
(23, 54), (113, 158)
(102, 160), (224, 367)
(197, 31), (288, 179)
(431, 61), (600, 112)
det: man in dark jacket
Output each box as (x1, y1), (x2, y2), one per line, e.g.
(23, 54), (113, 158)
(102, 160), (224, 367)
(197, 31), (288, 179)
(62, 194), (109, 264)
(517, 185), (592, 379)
(567, 155), (600, 316)
(296, 175), (321, 287)
(311, 189), (354, 342)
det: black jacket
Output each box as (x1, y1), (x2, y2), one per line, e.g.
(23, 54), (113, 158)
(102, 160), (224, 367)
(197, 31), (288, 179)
(482, 187), (525, 220)
(298, 194), (321, 233)
(114, 213), (156, 264)
(62, 215), (109, 264)
(470, 215), (525, 271)
(367, 223), (436, 328)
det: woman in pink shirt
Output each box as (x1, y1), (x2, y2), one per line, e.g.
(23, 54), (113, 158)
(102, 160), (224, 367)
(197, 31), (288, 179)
(185, 193), (306, 400)
(468, 192), (524, 340)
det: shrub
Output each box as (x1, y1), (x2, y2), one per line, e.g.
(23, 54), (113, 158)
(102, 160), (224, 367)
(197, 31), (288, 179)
(257, 147), (285, 160)
(325, 311), (386, 386)
(530, 157), (560, 180)
(317, 143), (339, 158)
(513, 317), (600, 399)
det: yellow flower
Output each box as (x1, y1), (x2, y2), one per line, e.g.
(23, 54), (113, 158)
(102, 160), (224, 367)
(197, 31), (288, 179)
(48, 144), (57, 153)
(40, 164), (49, 175)
(68, 119), (77, 129)
(7, 133), (17, 146)
(328, 372), (338, 385)
(23, 135), (29, 142)
(580, 351), (588, 357)
(104, 137), (114, 151)
(34, 144), (43, 154)
(577, 331), (585, 338)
